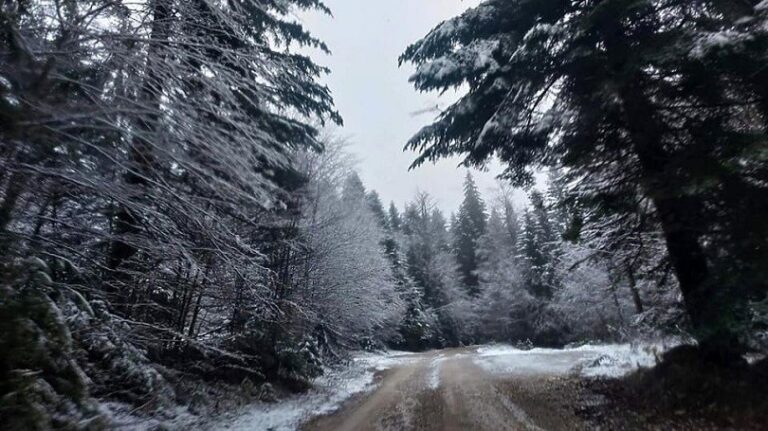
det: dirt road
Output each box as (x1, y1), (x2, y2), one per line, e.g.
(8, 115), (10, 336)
(301, 347), (597, 431)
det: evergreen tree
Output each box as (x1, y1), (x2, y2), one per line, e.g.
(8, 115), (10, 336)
(449, 213), (459, 235)
(452, 173), (487, 294)
(531, 191), (560, 296)
(474, 203), (533, 343)
(375, 201), (437, 350)
(388, 202), (402, 232)
(342, 173), (367, 203)
(430, 209), (451, 251)
(518, 210), (543, 298)
(403, 194), (441, 306)
(545, 169), (570, 237)
(400, 193), (470, 346)
(478, 208), (516, 274)
(0, 0), (347, 423)
(500, 194), (520, 249)
(397, 282), (435, 351)
(366, 191), (389, 229)
(402, 0), (768, 352)
(515, 191), (558, 299)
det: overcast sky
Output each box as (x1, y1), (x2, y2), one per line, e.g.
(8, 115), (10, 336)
(300, 0), (523, 214)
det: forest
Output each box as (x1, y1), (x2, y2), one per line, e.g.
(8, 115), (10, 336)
(1, 0), (767, 430)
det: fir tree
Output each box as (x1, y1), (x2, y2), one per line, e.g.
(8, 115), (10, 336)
(452, 173), (487, 294)
(514, 191), (558, 299)
(388, 202), (402, 232)
(477, 207), (520, 295)
(501, 195), (520, 250)
(342, 173), (367, 203)
(402, 0), (768, 352)
(366, 191), (389, 229)
(400, 193), (470, 346)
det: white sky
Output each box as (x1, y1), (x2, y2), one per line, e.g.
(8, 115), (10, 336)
(300, 0), (523, 215)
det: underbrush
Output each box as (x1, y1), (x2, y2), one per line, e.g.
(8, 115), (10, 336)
(0, 258), (349, 430)
(580, 345), (768, 430)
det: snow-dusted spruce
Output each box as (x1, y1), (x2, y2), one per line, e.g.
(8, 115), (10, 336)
(453, 172), (487, 293)
(473, 193), (534, 343)
(401, 0), (768, 355)
(402, 192), (473, 347)
(1, 0), (340, 427)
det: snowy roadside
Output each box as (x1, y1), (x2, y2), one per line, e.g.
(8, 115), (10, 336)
(212, 350), (416, 431)
(99, 402), (202, 431)
(473, 341), (681, 378)
(99, 343), (681, 430)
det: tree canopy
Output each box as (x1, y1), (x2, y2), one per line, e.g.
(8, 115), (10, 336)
(401, 0), (768, 353)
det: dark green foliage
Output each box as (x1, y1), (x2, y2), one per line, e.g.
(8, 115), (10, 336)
(525, 191), (560, 298)
(276, 338), (324, 392)
(402, 0), (768, 351)
(0, 259), (105, 431)
(452, 173), (488, 293)
(397, 284), (436, 351)
(376, 200), (437, 351)
(391, 193), (469, 349)
(0, 0), (345, 421)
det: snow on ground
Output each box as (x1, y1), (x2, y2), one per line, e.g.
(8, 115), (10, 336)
(217, 350), (415, 431)
(427, 354), (445, 390)
(474, 342), (679, 378)
(575, 344), (664, 377)
(100, 402), (201, 431)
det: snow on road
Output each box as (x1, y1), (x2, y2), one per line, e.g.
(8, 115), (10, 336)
(474, 343), (669, 378)
(217, 351), (414, 431)
(222, 342), (677, 431)
(427, 354), (445, 390)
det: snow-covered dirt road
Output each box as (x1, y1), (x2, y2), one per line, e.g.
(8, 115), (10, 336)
(301, 345), (658, 431)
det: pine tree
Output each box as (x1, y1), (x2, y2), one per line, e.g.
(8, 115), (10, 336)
(545, 169), (570, 237)
(398, 281), (435, 351)
(518, 210), (542, 298)
(375, 201), (436, 350)
(430, 209), (451, 251)
(476, 209), (524, 311)
(478, 208), (516, 275)
(501, 194), (520, 250)
(366, 191), (389, 229)
(402, 0), (768, 352)
(475, 203), (533, 343)
(388, 202), (402, 232)
(514, 191), (559, 300)
(0, 0), (345, 411)
(403, 194), (442, 306)
(400, 193), (471, 346)
(342, 173), (367, 203)
(452, 173), (487, 294)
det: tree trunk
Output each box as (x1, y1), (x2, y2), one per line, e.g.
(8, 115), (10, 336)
(188, 287), (205, 338)
(187, 257), (212, 338)
(108, 0), (170, 271)
(621, 84), (745, 357)
(609, 279), (627, 327)
(0, 171), (25, 233)
(625, 266), (644, 314)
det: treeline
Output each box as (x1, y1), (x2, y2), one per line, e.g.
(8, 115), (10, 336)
(377, 172), (678, 351)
